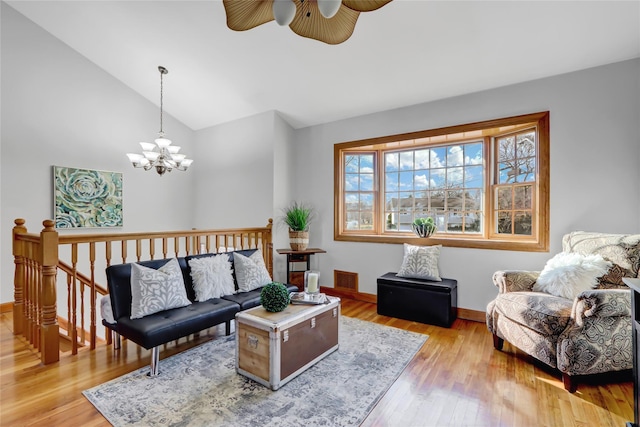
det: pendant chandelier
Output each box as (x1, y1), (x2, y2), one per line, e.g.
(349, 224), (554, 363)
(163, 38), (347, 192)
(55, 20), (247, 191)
(126, 66), (193, 176)
(222, 0), (393, 45)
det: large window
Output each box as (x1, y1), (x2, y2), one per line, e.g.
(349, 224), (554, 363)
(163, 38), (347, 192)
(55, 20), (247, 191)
(344, 153), (376, 231)
(334, 112), (549, 251)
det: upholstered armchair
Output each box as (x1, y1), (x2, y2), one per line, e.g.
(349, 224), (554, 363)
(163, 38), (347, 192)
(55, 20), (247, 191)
(486, 231), (640, 392)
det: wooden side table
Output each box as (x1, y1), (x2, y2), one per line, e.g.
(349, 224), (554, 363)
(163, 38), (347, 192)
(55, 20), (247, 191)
(276, 248), (326, 291)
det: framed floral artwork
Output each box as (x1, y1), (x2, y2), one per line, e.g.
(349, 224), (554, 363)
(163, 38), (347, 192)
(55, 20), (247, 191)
(53, 166), (123, 228)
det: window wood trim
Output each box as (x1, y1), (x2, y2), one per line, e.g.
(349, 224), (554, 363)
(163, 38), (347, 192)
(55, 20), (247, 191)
(334, 112), (550, 252)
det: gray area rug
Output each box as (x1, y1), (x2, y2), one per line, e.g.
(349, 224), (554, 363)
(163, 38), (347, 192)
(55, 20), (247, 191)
(83, 316), (427, 427)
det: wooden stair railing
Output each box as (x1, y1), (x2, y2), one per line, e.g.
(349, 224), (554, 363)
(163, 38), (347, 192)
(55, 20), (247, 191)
(57, 260), (109, 354)
(12, 218), (274, 365)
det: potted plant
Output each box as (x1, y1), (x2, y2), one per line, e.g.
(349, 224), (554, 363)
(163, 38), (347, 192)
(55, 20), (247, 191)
(412, 217), (436, 238)
(282, 202), (313, 251)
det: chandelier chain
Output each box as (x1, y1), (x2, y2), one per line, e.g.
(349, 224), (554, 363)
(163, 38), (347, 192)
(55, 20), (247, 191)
(159, 69), (164, 134)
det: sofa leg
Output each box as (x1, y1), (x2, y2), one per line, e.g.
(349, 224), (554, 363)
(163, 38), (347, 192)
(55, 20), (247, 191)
(113, 331), (121, 350)
(562, 373), (577, 393)
(492, 333), (504, 350)
(148, 347), (160, 377)
(225, 320), (231, 336)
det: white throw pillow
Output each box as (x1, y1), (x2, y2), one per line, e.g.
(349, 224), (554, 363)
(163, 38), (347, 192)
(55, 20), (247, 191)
(233, 251), (272, 292)
(396, 244), (442, 282)
(130, 258), (191, 319)
(188, 254), (236, 300)
(533, 252), (612, 299)
(100, 295), (115, 324)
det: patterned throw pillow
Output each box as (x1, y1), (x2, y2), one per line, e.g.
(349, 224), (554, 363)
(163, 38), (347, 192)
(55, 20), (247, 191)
(396, 244), (442, 282)
(130, 258), (191, 319)
(533, 252), (612, 299)
(233, 251), (272, 292)
(188, 254), (236, 300)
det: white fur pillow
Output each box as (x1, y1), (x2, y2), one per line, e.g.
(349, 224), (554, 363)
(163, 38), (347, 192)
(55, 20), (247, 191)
(533, 252), (612, 299)
(188, 254), (236, 301)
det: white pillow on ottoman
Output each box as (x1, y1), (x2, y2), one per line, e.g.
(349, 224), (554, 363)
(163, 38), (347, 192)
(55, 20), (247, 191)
(533, 252), (612, 299)
(396, 243), (442, 282)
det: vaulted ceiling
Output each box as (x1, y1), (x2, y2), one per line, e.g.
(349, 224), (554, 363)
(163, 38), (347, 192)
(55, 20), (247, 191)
(6, 1), (640, 130)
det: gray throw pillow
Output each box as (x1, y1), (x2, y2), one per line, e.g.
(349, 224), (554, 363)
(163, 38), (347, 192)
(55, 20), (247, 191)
(396, 243), (442, 282)
(130, 258), (191, 319)
(233, 251), (272, 292)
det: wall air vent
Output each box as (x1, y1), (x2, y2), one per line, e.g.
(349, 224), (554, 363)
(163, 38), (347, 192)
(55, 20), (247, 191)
(334, 270), (358, 293)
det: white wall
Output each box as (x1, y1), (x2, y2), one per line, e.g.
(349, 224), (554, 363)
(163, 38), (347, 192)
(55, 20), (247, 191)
(294, 58), (640, 312)
(0, 4), (196, 302)
(191, 111), (275, 230)
(272, 112), (297, 282)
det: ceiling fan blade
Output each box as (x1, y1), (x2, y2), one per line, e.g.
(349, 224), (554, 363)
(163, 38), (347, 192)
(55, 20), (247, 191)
(289, 0), (359, 45)
(223, 0), (275, 31)
(343, 0), (393, 13)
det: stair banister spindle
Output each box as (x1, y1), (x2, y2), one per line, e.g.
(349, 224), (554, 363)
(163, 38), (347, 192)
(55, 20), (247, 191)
(71, 243), (78, 355)
(40, 220), (60, 364)
(89, 241), (97, 349)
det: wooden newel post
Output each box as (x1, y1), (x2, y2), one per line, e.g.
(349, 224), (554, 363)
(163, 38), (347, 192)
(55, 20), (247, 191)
(40, 220), (59, 364)
(12, 219), (27, 335)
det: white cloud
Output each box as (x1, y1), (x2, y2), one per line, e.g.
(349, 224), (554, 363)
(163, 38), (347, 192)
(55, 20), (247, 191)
(345, 193), (358, 203)
(448, 146), (463, 166)
(447, 167), (464, 186)
(430, 151), (444, 168)
(465, 153), (483, 165)
(345, 175), (359, 191)
(415, 150), (429, 169)
(400, 152), (413, 170)
(386, 153), (398, 170)
(415, 174), (429, 188)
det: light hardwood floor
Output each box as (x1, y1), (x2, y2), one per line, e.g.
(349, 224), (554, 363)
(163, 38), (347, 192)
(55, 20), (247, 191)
(0, 299), (634, 427)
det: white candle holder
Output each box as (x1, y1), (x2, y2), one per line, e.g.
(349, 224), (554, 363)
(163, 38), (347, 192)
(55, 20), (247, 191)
(304, 270), (320, 295)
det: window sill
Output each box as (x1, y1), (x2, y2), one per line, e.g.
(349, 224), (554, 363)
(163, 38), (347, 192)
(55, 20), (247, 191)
(334, 233), (549, 252)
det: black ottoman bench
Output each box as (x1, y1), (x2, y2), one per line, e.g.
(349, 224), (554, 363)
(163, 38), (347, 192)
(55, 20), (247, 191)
(377, 273), (457, 327)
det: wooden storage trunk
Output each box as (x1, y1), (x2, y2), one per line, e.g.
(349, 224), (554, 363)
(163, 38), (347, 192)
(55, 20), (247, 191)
(235, 297), (340, 390)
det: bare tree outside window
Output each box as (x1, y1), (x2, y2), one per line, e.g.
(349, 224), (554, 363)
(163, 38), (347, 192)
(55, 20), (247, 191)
(496, 130), (536, 235)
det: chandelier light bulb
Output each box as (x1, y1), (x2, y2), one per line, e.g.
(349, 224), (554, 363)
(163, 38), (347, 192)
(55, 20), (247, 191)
(318, 0), (341, 19)
(273, 0), (296, 26)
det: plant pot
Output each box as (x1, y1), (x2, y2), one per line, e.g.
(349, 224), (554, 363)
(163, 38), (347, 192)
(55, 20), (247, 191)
(289, 230), (309, 251)
(412, 223), (436, 238)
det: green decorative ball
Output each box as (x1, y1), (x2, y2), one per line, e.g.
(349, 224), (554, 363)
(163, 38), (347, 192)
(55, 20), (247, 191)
(260, 282), (291, 312)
